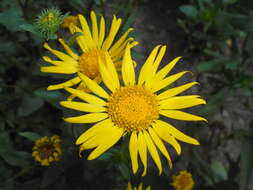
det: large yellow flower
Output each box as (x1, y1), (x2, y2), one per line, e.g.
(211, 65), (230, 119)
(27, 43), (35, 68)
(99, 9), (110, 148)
(41, 11), (138, 91)
(171, 170), (194, 190)
(60, 45), (207, 176)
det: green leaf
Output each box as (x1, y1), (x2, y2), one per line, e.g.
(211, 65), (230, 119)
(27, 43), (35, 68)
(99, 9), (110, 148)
(240, 137), (253, 190)
(19, 132), (41, 141)
(18, 94), (44, 117)
(0, 132), (30, 167)
(34, 89), (65, 109)
(222, 0), (237, 5)
(0, 8), (26, 31)
(197, 59), (222, 72)
(19, 23), (39, 36)
(179, 5), (198, 18)
(211, 160), (228, 182)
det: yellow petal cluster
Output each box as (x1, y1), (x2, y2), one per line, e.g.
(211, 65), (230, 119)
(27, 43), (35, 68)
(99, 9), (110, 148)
(41, 11), (138, 92)
(171, 170), (194, 190)
(32, 135), (62, 166)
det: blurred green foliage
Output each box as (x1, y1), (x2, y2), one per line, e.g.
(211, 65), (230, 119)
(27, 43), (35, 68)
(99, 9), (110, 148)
(179, 0), (253, 189)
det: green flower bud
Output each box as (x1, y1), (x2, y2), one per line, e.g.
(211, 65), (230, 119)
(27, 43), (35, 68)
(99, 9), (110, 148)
(34, 7), (67, 40)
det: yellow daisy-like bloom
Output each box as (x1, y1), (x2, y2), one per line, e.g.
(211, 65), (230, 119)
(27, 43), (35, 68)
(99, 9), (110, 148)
(171, 170), (194, 190)
(32, 135), (62, 166)
(41, 11), (138, 91)
(126, 182), (151, 190)
(60, 44), (207, 176)
(61, 15), (79, 28)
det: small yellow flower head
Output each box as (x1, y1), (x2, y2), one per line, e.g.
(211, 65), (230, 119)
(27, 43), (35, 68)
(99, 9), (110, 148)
(32, 135), (62, 166)
(34, 7), (66, 40)
(126, 182), (151, 190)
(171, 170), (194, 190)
(62, 15), (78, 28)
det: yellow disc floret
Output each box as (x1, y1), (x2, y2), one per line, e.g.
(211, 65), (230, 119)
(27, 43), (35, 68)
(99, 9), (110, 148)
(107, 85), (159, 132)
(79, 49), (105, 79)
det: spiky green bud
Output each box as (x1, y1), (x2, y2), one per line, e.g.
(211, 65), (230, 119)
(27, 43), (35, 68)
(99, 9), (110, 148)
(34, 7), (67, 40)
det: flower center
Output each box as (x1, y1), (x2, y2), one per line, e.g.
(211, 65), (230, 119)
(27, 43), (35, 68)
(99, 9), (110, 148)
(79, 49), (105, 79)
(107, 85), (159, 132)
(38, 142), (54, 159)
(178, 173), (192, 189)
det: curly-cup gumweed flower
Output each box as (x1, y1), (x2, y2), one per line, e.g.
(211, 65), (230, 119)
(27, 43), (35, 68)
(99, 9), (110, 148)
(41, 11), (138, 92)
(60, 44), (207, 176)
(32, 135), (62, 166)
(171, 170), (194, 190)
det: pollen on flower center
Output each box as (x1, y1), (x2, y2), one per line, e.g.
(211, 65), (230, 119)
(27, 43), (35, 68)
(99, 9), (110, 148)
(107, 85), (159, 132)
(79, 49), (105, 79)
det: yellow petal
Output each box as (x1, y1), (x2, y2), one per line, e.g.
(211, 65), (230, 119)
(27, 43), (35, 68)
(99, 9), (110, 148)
(58, 38), (79, 60)
(90, 11), (99, 46)
(47, 77), (81, 90)
(143, 131), (162, 175)
(157, 82), (199, 100)
(151, 71), (189, 92)
(76, 119), (112, 145)
(109, 28), (134, 54)
(87, 126), (123, 160)
(159, 110), (207, 122)
(102, 16), (122, 50)
(98, 16), (105, 48)
(98, 57), (117, 92)
(110, 38), (134, 60)
(42, 56), (78, 67)
(159, 96), (206, 110)
(148, 127), (172, 168)
(138, 45), (161, 85)
(155, 120), (200, 145)
(137, 183), (143, 190)
(60, 101), (106, 112)
(122, 44), (135, 85)
(65, 87), (106, 106)
(152, 122), (181, 155)
(104, 52), (120, 89)
(79, 73), (109, 99)
(64, 113), (108, 123)
(138, 132), (147, 176)
(78, 14), (96, 48)
(69, 24), (88, 52)
(155, 56), (182, 80)
(43, 43), (77, 63)
(152, 45), (166, 75)
(127, 183), (133, 190)
(40, 66), (77, 74)
(129, 131), (139, 174)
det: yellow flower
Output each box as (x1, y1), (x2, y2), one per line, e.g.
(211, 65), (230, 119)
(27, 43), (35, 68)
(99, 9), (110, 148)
(61, 15), (78, 28)
(41, 11), (138, 92)
(32, 135), (62, 166)
(171, 170), (194, 190)
(60, 45), (207, 175)
(126, 182), (151, 190)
